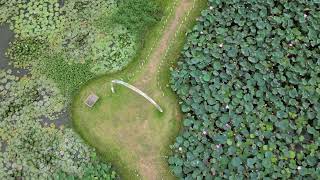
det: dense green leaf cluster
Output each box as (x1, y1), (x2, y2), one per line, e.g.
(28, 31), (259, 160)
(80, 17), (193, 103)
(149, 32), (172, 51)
(5, 38), (93, 96)
(0, 0), (64, 39)
(1, 0), (163, 178)
(1, 0), (137, 73)
(0, 70), (117, 179)
(36, 55), (94, 95)
(6, 38), (46, 67)
(0, 70), (65, 121)
(56, 0), (120, 64)
(170, 0), (320, 179)
(91, 25), (136, 74)
(111, 0), (162, 35)
(55, 163), (117, 180)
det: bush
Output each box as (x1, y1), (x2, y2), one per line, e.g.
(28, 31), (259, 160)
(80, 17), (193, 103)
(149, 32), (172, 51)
(91, 25), (136, 74)
(170, 0), (320, 179)
(111, 0), (162, 34)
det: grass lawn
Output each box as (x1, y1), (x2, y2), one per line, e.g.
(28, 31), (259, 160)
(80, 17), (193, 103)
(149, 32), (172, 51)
(71, 0), (207, 179)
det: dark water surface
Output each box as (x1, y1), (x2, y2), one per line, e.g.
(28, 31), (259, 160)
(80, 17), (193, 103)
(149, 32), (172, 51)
(0, 25), (28, 76)
(0, 25), (14, 69)
(40, 111), (71, 128)
(0, 25), (12, 152)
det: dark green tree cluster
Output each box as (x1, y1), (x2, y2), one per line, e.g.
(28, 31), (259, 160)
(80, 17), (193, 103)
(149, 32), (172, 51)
(170, 0), (320, 179)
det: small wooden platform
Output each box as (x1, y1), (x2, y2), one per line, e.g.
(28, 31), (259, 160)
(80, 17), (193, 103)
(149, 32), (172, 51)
(84, 93), (99, 108)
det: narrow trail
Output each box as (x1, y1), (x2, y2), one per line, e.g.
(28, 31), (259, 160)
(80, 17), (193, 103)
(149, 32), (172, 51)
(132, 0), (194, 179)
(135, 0), (193, 89)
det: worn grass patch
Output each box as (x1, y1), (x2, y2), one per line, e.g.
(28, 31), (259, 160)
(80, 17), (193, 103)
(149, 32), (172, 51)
(71, 0), (207, 179)
(72, 79), (180, 179)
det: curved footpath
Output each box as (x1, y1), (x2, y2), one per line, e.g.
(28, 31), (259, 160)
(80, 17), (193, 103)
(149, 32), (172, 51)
(72, 0), (206, 179)
(134, 0), (192, 88)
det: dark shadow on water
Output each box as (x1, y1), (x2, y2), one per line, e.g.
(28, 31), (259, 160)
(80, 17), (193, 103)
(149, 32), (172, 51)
(0, 141), (7, 152)
(59, 0), (65, 7)
(0, 25), (13, 69)
(0, 25), (28, 76)
(40, 110), (71, 128)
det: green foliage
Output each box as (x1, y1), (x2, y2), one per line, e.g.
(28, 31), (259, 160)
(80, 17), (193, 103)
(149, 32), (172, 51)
(55, 163), (117, 180)
(5, 38), (94, 96)
(6, 38), (46, 67)
(2, 0), (136, 73)
(111, 0), (162, 34)
(1, 0), (166, 76)
(1, 0), (64, 39)
(91, 25), (136, 74)
(0, 70), (65, 121)
(0, 70), (117, 179)
(56, 0), (117, 63)
(170, 0), (320, 179)
(36, 55), (94, 95)
(0, 1), (16, 24)
(0, 0), (167, 178)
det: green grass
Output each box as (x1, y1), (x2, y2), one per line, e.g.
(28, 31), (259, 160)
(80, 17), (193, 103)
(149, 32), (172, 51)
(71, 0), (207, 179)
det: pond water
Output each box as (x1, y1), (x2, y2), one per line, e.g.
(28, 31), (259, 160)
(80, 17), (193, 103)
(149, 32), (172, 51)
(0, 25), (28, 76)
(40, 111), (71, 128)
(0, 25), (69, 130)
(0, 25), (13, 69)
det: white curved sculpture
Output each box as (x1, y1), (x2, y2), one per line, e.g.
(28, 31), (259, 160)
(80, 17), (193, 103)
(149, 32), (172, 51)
(111, 80), (163, 113)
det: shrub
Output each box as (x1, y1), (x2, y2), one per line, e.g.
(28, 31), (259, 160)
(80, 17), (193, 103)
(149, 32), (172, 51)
(91, 25), (136, 74)
(110, 0), (162, 35)
(170, 0), (320, 179)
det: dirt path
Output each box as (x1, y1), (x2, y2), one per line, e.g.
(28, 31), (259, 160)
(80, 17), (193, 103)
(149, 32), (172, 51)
(72, 0), (202, 179)
(135, 0), (193, 89)
(133, 0), (194, 179)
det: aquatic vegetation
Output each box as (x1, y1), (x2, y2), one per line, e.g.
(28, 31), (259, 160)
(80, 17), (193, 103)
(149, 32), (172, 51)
(0, 70), (117, 179)
(0, 0), (165, 178)
(170, 0), (320, 179)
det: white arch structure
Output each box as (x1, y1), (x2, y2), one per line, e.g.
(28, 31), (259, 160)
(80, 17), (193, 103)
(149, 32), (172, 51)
(111, 80), (163, 113)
